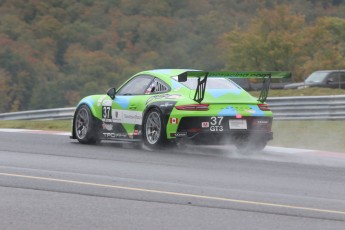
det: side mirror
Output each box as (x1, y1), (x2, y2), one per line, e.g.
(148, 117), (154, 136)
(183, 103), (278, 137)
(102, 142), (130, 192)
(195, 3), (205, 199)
(106, 87), (116, 99)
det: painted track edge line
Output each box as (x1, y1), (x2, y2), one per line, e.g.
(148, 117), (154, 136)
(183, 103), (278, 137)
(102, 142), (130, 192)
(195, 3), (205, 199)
(1, 172), (345, 216)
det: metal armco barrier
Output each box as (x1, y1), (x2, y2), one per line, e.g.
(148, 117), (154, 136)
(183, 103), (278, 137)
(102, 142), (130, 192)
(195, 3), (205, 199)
(0, 107), (75, 120)
(0, 95), (345, 120)
(267, 95), (345, 120)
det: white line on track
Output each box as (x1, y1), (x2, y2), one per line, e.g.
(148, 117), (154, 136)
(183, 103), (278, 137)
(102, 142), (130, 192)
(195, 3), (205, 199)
(1, 172), (345, 216)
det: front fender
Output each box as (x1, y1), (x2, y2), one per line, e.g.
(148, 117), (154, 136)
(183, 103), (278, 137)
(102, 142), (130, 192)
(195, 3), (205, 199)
(71, 95), (109, 139)
(76, 95), (109, 119)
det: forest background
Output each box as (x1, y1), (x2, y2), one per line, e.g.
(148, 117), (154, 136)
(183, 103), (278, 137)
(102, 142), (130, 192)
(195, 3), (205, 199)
(0, 0), (344, 113)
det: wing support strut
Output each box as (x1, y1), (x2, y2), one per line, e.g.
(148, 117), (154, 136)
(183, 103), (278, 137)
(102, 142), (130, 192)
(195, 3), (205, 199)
(194, 73), (208, 103)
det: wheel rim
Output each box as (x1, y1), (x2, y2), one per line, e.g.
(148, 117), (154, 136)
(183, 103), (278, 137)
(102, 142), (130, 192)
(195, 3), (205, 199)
(145, 111), (161, 145)
(75, 107), (89, 139)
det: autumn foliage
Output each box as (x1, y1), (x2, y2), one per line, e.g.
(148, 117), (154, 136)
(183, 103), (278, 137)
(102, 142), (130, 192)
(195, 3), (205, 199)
(0, 0), (344, 112)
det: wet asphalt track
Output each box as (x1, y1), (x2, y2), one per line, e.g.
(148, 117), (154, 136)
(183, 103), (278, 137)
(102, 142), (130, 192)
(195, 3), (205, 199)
(0, 131), (345, 230)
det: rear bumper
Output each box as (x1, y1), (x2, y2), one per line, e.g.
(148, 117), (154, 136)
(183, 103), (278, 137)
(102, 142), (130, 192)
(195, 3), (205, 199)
(171, 116), (273, 143)
(172, 130), (273, 144)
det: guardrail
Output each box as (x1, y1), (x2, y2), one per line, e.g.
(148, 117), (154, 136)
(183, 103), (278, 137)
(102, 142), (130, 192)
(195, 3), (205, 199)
(0, 107), (75, 120)
(267, 95), (345, 120)
(0, 95), (344, 120)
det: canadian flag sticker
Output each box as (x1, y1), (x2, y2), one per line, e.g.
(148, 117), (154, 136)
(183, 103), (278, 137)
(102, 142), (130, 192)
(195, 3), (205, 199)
(170, 117), (178, 124)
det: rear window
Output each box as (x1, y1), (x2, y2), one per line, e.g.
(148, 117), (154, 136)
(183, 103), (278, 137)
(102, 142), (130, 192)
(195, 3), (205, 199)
(173, 77), (241, 90)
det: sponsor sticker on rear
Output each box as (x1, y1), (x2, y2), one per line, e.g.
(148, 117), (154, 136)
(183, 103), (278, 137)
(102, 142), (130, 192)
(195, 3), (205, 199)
(201, 122), (209, 128)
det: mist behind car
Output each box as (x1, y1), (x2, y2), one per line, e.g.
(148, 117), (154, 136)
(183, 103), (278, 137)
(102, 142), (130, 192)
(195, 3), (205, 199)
(284, 70), (345, 89)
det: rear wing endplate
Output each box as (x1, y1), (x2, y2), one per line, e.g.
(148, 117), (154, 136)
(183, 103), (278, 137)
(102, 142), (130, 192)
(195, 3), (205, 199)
(177, 71), (291, 103)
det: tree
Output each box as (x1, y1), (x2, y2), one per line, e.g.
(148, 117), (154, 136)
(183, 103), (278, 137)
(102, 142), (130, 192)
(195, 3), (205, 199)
(0, 68), (11, 112)
(222, 5), (345, 81)
(301, 17), (345, 75)
(222, 5), (306, 74)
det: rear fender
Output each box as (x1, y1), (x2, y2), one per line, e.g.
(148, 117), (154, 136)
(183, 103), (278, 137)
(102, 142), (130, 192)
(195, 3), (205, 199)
(143, 101), (177, 125)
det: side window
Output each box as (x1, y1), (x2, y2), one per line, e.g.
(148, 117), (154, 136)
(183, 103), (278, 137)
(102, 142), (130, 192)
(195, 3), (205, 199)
(117, 75), (154, 95)
(145, 78), (170, 94)
(327, 73), (339, 83)
(340, 73), (345, 83)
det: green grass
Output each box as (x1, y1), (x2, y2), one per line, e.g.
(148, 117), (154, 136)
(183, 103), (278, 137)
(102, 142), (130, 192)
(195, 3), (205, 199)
(271, 120), (345, 152)
(0, 119), (344, 152)
(0, 120), (71, 131)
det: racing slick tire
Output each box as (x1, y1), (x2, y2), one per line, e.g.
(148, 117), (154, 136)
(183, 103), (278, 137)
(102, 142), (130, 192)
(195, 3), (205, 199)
(142, 108), (167, 148)
(74, 105), (100, 144)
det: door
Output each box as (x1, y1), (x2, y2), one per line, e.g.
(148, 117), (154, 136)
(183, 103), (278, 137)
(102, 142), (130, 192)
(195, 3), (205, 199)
(110, 75), (154, 139)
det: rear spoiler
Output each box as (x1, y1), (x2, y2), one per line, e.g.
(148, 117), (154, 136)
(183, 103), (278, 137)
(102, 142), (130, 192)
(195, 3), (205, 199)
(177, 71), (291, 103)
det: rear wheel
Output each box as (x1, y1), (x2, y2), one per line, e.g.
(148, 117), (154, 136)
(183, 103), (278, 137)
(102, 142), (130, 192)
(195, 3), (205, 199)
(74, 105), (100, 144)
(143, 108), (167, 148)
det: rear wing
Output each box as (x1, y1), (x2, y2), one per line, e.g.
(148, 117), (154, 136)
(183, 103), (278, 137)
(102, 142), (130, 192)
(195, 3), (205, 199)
(177, 71), (291, 103)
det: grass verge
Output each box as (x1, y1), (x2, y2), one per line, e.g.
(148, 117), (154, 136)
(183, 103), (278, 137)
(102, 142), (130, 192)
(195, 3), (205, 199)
(271, 120), (345, 152)
(0, 119), (344, 153)
(0, 120), (71, 131)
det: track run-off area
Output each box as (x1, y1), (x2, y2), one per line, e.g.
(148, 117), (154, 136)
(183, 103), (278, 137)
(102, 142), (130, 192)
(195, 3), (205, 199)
(0, 129), (345, 230)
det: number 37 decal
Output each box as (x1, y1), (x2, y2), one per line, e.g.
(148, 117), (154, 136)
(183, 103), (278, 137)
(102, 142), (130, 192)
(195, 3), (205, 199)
(210, 116), (223, 125)
(102, 106), (112, 119)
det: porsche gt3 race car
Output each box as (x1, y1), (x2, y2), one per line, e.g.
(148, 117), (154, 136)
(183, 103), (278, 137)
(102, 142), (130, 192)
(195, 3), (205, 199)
(71, 69), (291, 152)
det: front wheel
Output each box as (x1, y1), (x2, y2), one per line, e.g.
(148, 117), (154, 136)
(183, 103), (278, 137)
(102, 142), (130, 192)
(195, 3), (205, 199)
(142, 108), (167, 148)
(74, 105), (100, 144)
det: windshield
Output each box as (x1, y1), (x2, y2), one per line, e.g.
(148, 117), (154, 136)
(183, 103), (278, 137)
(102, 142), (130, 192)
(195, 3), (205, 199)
(172, 77), (241, 90)
(305, 72), (328, 83)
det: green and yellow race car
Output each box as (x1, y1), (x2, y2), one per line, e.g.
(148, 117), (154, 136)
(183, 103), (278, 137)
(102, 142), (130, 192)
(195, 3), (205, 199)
(71, 69), (290, 151)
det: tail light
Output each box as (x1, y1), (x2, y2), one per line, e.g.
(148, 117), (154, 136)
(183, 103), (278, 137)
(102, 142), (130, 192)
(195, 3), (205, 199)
(175, 104), (209, 111)
(258, 104), (270, 111)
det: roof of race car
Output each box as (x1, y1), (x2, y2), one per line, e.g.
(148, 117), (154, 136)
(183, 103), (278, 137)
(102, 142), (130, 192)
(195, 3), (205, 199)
(133, 69), (290, 103)
(136, 69), (197, 80)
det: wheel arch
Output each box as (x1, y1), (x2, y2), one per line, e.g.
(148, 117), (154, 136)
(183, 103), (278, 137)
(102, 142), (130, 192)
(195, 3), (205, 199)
(142, 105), (169, 147)
(142, 102), (174, 127)
(142, 105), (163, 125)
(71, 103), (98, 139)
